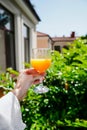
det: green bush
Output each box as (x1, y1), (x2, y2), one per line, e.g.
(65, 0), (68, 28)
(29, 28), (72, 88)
(0, 68), (18, 93)
(0, 37), (87, 129)
(21, 38), (87, 129)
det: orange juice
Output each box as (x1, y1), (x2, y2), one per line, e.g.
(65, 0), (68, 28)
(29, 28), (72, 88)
(31, 59), (51, 73)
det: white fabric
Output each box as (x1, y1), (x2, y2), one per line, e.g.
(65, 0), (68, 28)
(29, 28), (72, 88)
(0, 92), (26, 130)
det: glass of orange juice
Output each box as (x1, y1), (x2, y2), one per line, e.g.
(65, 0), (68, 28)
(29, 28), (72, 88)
(31, 48), (51, 94)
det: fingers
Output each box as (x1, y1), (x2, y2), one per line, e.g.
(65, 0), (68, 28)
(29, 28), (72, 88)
(18, 68), (45, 85)
(33, 79), (40, 84)
(20, 68), (45, 78)
(25, 68), (39, 75)
(33, 76), (44, 85)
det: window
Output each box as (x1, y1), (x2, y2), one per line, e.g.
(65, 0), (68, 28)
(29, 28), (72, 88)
(63, 45), (69, 50)
(23, 24), (30, 63)
(54, 46), (61, 52)
(0, 7), (14, 30)
(0, 4), (16, 70)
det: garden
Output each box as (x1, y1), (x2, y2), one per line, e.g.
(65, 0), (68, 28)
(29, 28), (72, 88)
(0, 36), (87, 130)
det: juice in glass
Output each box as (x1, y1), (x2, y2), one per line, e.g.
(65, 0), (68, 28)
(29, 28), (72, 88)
(31, 58), (51, 73)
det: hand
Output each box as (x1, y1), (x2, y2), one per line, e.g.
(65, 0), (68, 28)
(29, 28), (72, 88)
(12, 68), (45, 101)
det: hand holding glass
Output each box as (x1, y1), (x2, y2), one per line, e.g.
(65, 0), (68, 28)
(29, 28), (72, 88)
(31, 48), (51, 94)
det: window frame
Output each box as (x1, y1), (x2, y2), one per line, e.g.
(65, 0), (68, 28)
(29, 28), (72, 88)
(0, 4), (16, 70)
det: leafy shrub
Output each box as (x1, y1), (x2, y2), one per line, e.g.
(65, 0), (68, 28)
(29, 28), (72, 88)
(21, 38), (87, 129)
(0, 68), (18, 94)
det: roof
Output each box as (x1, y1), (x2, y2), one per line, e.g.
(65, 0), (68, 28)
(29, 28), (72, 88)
(37, 31), (49, 37)
(23, 0), (41, 21)
(52, 36), (76, 42)
(37, 31), (53, 42)
(37, 31), (78, 43)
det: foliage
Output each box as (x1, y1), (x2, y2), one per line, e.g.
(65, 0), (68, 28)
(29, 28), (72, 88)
(0, 68), (18, 93)
(0, 38), (87, 129)
(21, 38), (87, 129)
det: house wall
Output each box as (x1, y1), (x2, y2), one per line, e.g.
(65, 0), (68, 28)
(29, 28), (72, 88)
(48, 38), (52, 49)
(53, 41), (69, 48)
(37, 36), (51, 48)
(0, 0), (37, 71)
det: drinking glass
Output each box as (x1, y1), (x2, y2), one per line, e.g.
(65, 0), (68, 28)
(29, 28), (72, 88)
(31, 48), (51, 94)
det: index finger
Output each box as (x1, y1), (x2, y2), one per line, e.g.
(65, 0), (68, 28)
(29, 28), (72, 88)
(24, 68), (39, 76)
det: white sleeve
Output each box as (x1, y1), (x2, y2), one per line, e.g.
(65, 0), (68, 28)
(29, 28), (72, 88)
(0, 92), (26, 130)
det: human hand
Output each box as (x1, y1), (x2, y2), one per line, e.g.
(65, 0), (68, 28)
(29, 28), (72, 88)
(12, 68), (45, 101)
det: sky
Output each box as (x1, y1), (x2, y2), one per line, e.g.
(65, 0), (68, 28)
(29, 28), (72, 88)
(30, 0), (87, 37)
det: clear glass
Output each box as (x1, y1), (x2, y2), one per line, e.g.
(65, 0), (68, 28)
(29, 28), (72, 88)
(31, 48), (51, 94)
